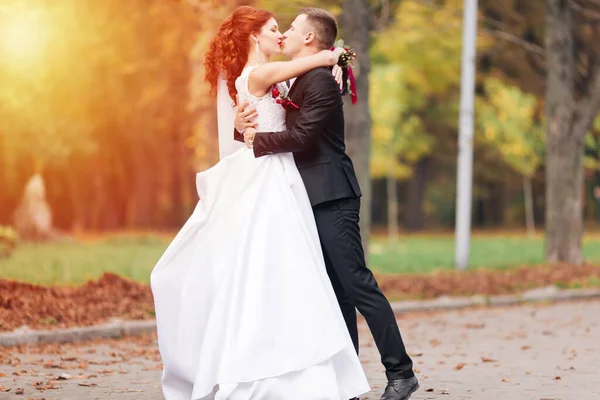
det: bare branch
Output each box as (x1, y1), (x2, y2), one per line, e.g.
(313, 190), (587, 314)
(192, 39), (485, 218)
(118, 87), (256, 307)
(525, 51), (547, 79)
(570, 0), (600, 22)
(578, 0), (600, 8)
(479, 16), (545, 56)
(480, 28), (545, 57)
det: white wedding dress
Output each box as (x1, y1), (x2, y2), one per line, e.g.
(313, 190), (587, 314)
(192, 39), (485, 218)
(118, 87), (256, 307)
(150, 66), (370, 400)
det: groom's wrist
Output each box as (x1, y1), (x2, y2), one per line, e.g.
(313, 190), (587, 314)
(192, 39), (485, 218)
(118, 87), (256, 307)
(248, 132), (256, 146)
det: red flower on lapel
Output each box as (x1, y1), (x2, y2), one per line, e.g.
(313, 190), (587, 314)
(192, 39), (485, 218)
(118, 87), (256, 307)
(272, 85), (299, 110)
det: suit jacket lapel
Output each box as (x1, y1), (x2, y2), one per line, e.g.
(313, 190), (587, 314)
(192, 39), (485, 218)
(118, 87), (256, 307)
(287, 74), (304, 101)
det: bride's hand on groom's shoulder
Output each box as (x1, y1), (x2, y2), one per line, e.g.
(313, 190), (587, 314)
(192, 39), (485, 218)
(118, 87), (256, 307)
(319, 48), (344, 68)
(331, 65), (343, 91)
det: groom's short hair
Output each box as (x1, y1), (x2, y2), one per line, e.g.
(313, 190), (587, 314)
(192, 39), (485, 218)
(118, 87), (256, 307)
(299, 8), (338, 50)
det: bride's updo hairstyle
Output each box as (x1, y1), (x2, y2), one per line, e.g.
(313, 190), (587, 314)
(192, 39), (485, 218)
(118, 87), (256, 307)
(205, 6), (274, 102)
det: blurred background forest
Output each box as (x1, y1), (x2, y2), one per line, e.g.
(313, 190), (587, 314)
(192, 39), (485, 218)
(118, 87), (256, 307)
(2, 0), (600, 286)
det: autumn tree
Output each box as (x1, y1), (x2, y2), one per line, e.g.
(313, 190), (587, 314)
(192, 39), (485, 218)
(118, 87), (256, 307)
(477, 78), (544, 236)
(371, 0), (491, 230)
(480, 0), (600, 263)
(0, 0), (200, 229)
(370, 64), (433, 240)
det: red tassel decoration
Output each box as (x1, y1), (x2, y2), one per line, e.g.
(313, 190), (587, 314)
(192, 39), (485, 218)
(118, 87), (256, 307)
(348, 65), (358, 105)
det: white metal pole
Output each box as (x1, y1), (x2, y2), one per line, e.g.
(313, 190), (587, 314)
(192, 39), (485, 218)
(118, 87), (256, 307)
(455, 0), (478, 270)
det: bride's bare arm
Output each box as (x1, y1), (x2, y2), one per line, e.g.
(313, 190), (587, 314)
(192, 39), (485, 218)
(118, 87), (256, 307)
(248, 48), (344, 96)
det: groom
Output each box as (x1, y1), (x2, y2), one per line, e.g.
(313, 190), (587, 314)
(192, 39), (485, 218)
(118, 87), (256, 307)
(234, 8), (418, 400)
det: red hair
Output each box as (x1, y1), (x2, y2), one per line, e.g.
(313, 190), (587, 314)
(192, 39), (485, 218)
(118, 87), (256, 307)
(205, 6), (273, 102)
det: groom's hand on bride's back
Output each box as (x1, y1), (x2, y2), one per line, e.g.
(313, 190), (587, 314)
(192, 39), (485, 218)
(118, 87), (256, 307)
(235, 96), (259, 133)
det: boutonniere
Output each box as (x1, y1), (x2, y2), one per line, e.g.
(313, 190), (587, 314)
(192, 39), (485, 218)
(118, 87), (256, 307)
(272, 85), (300, 111)
(331, 39), (358, 105)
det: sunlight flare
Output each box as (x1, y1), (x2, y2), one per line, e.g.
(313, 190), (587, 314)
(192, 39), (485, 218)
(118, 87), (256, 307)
(0, 7), (49, 66)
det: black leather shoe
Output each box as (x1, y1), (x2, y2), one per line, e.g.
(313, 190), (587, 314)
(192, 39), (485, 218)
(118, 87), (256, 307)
(380, 376), (419, 400)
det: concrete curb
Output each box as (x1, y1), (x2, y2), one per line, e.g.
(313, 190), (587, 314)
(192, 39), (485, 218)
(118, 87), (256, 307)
(2, 286), (600, 347)
(389, 286), (600, 313)
(0, 319), (156, 347)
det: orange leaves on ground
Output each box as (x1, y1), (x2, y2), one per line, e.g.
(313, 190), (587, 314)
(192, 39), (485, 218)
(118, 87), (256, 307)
(377, 263), (600, 299)
(1, 263), (599, 332)
(0, 273), (154, 332)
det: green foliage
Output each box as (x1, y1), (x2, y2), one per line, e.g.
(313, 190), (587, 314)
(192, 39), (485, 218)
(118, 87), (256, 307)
(477, 78), (544, 178)
(369, 0), (493, 183)
(372, 0), (489, 96)
(370, 64), (433, 179)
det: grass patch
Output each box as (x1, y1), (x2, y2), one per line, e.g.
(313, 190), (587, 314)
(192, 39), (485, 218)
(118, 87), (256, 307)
(369, 235), (600, 275)
(1, 233), (600, 285)
(0, 235), (168, 285)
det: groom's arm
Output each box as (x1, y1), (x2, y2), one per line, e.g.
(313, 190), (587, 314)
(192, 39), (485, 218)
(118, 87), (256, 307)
(252, 70), (341, 157)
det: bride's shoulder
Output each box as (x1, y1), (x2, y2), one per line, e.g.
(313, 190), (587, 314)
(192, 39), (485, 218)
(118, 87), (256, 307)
(235, 66), (256, 86)
(240, 66), (257, 79)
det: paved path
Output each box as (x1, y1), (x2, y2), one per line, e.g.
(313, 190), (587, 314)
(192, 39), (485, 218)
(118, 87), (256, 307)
(1, 300), (599, 399)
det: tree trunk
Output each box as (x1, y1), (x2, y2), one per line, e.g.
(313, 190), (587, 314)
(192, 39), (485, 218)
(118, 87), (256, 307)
(387, 171), (398, 242)
(523, 175), (535, 237)
(545, 0), (592, 264)
(341, 0), (372, 252)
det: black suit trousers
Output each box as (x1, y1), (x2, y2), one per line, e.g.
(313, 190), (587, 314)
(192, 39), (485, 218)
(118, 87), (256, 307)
(312, 197), (414, 380)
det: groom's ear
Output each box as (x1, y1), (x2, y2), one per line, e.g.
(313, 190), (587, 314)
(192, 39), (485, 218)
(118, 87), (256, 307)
(303, 31), (316, 45)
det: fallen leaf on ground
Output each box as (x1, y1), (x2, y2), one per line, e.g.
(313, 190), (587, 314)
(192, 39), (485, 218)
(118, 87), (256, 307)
(454, 363), (465, 370)
(465, 323), (485, 329)
(481, 356), (497, 363)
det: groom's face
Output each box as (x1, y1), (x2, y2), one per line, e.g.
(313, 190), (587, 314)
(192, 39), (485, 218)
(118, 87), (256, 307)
(281, 14), (309, 59)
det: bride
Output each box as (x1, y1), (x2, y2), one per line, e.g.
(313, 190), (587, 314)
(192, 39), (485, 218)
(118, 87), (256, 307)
(150, 5), (370, 400)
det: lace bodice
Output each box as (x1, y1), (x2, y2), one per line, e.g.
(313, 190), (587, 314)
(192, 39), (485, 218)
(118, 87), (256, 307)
(235, 66), (287, 132)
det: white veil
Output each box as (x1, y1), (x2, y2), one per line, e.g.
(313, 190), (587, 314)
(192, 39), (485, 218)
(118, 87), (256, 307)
(217, 75), (245, 160)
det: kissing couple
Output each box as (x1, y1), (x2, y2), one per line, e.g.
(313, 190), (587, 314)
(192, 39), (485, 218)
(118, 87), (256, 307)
(151, 6), (419, 400)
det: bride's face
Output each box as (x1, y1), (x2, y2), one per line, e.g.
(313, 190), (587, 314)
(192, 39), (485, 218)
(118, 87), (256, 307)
(253, 18), (283, 57)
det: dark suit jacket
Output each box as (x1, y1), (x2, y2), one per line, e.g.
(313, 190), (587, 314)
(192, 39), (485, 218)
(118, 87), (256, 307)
(235, 67), (361, 206)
